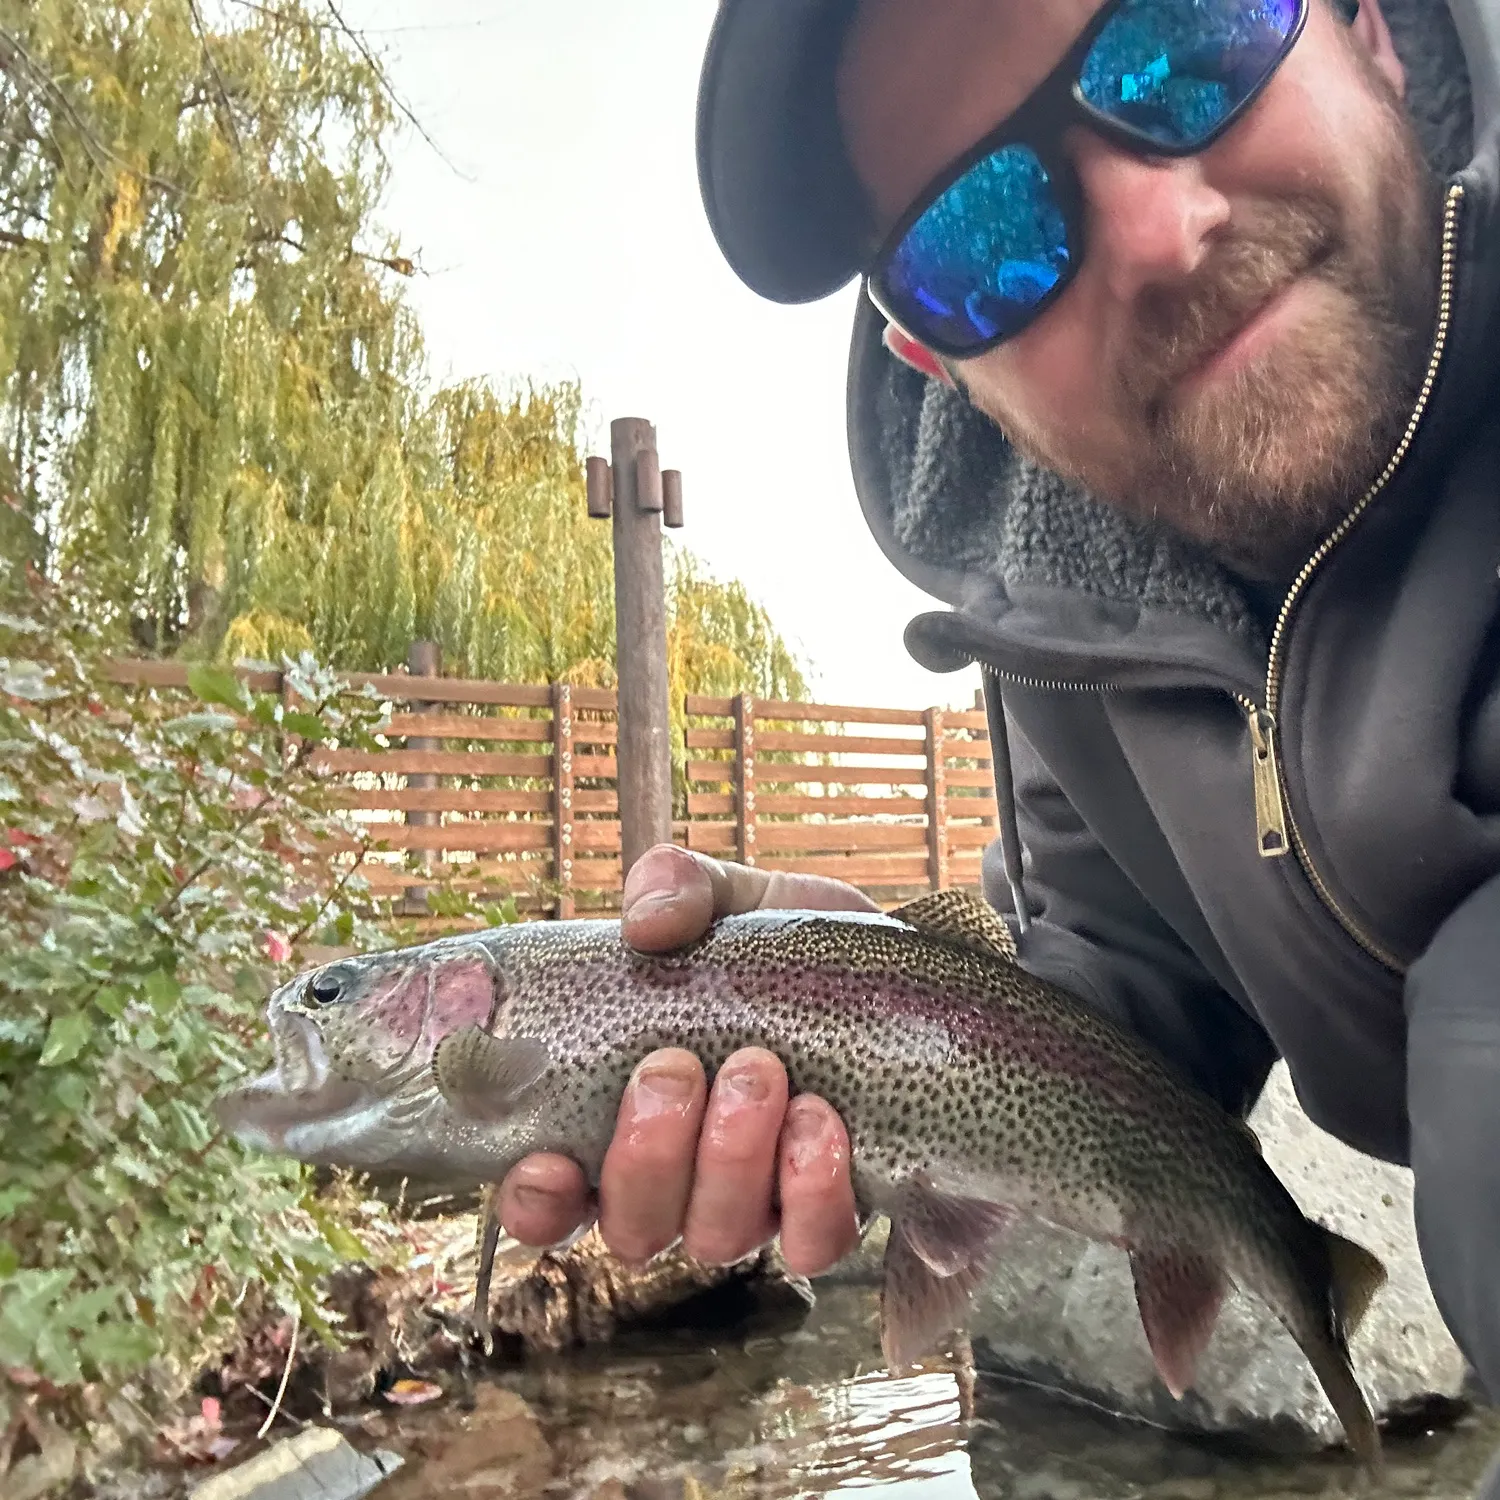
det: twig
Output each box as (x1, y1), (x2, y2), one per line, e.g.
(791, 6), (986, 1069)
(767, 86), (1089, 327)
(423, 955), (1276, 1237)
(0, 26), (186, 196)
(256, 1302), (301, 1439)
(183, 0), (244, 156)
(287, 832), (375, 944)
(319, 0), (473, 182)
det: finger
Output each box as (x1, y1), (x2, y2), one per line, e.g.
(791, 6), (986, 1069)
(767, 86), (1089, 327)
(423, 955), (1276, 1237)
(597, 1049), (708, 1263)
(498, 1153), (592, 1247)
(759, 870), (882, 913)
(681, 1048), (788, 1266)
(622, 846), (775, 953)
(777, 1095), (862, 1277)
(622, 846), (879, 954)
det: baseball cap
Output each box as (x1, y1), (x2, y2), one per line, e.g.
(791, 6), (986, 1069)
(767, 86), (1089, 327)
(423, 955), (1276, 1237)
(696, 0), (875, 304)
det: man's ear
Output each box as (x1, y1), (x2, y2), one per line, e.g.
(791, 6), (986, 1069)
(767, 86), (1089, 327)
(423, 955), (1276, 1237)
(882, 322), (958, 389)
(1343, 0), (1405, 98)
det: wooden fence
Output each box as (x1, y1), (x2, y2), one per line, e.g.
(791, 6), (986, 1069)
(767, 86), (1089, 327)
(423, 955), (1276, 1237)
(107, 661), (998, 918)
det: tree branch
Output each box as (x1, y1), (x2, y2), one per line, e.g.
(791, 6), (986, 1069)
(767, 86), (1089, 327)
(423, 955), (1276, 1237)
(182, 0), (244, 157)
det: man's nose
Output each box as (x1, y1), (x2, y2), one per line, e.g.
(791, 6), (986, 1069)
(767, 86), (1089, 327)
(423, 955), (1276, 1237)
(1066, 127), (1232, 302)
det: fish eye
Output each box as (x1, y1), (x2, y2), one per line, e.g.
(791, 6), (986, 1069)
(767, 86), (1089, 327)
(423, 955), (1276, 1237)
(306, 965), (353, 1006)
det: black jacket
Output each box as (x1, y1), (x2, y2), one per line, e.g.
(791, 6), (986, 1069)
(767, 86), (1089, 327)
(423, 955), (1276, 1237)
(845, 0), (1500, 1169)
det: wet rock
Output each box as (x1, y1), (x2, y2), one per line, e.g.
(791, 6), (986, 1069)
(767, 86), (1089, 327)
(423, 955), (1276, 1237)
(186, 1426), (402, 1500)
(967, 1063), (1469, 1447)
(376, 1386), (550, 1499)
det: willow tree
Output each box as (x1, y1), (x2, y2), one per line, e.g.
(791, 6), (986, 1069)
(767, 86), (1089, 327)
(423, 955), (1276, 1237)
(0, 0), (807, 705)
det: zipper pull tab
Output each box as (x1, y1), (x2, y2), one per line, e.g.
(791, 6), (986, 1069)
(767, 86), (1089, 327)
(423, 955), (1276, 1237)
(1247, 706), (1290, 859)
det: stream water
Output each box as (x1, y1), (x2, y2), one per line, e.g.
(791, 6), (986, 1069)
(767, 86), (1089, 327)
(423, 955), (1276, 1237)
(332, 1277), (1497, 1500)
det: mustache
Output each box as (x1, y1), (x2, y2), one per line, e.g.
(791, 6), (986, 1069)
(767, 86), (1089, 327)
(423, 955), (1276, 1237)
(1120, 199), (1340, 411)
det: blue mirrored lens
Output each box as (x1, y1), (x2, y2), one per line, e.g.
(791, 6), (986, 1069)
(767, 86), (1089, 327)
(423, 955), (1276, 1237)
(881, 144), (1071, 353)
(1079, 0), (1299, 146)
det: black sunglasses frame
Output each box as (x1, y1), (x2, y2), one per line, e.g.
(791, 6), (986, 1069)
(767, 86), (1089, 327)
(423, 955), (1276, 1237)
(863, 0), (1312, 359)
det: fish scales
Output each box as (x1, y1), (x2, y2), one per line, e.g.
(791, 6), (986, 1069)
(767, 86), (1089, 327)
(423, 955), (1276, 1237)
(216, 892), (1386, 1469)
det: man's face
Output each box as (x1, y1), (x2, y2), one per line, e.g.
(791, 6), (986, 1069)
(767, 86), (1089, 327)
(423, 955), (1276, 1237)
(838, 0), (1445, 579)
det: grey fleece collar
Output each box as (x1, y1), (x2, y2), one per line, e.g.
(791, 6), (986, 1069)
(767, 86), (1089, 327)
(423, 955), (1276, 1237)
(850, 0), (1479, 646)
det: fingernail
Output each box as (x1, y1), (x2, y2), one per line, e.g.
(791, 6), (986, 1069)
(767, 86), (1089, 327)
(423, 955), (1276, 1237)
(784, 1101), (826, 1167)
(718, 1067), (769, 1104)
(632, 1060), (697, 1107)
(511, 1184), (554, 1213)
(624, 888), (679, 920)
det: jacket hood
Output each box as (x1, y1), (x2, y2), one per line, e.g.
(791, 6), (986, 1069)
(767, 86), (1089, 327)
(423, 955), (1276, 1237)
(847, 0), (1500, 668)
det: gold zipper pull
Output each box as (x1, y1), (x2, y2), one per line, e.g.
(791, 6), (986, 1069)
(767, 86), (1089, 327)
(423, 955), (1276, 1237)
(1247, 706), (1290, 859)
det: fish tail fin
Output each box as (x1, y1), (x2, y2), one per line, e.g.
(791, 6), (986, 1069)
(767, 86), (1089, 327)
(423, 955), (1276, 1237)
(1325, 1228), (1387, 1337)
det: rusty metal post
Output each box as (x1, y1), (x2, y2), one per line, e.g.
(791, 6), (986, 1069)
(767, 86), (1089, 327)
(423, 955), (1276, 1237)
(403, 639), (442, 914)
(587, 419), (676, 876)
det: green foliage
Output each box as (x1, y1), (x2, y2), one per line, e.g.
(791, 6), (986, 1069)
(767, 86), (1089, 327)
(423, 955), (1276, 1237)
(0, 566), (392, 1419)
(0, 0), (811, 709)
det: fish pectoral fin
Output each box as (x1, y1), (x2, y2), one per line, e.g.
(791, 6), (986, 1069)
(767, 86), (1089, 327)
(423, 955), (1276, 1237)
(1129, 1246), (1228, 1400)
(898, 1176), (1020, 1276)
(888, 890), (1018, 963)
(879, 1180), (1019, 1371)
(1324, 1228), (1387, 1336)
(881, 1218), (994, 1372)
(433, 1028), (551, 1123)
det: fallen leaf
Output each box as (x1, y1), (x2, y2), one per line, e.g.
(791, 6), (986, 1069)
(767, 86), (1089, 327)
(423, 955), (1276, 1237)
(384, 1378), (444, 1407)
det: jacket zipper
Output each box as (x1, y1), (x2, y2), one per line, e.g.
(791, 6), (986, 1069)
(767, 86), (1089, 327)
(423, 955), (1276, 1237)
(1232, 181), (1465, 973)
(979, 182), (1465, 977)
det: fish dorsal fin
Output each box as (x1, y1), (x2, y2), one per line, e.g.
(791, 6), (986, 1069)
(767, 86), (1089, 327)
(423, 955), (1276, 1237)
(1325, 1228), (1387, 1336)
(889, 890), (1018, 963)
(434, 1027), (551, 1124)
(1129, 1247), (1228, 1400)
(879, 1176), (1019, 1370)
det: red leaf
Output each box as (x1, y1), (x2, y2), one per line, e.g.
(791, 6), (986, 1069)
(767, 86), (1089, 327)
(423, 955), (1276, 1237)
(0, 850), (18, 872)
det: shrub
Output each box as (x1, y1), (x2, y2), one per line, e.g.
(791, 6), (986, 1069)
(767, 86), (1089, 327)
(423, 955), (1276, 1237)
(0, 568), (394, 1434)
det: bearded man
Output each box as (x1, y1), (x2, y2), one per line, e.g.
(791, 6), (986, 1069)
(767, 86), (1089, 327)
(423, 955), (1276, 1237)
(496, 0), (1500, 1485)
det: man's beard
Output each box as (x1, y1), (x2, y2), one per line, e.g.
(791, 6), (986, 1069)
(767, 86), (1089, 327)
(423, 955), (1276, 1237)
(990, 81), (1444, 581)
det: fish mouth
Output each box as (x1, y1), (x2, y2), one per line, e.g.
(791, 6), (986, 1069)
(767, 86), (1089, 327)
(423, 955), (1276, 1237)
(214, 1010), (365, 1154)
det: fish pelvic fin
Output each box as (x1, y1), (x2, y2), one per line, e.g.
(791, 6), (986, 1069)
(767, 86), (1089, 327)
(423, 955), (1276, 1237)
(433, 1027), (551, 1123)
(880, 1178), (1019, 1370)
(1129, 1247), (1228, 1400)
(1325, 1229), (1387, 1338)
(888, 890), (1018, 964)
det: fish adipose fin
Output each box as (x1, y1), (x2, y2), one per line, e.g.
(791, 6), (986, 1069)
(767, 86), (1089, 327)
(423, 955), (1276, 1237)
(889, 890), (1018, 963)
(1129, 1246), (1228, 1399)
(1325, 1229), (1387, 1336)
(880, 1177), (1019, 1369)
(434, 1027), (551, 1123)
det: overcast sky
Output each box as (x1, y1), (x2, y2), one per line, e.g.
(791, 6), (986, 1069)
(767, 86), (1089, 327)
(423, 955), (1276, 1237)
(332, 0), (979, 712)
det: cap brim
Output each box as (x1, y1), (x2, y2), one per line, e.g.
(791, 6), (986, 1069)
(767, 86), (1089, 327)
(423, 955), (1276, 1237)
(697, 0), (871, 305)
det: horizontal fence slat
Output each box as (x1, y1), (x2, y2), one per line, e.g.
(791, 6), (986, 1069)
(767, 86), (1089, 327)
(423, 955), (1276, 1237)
(383, 714), (554, 743)
(574, 822), (623, 853)
(685, 728), (736, 750)
(313, 750), (552, 777)
(753, 730), (927, 756)
(327, 789), (553, 814)
(753, 853), (931, 882)
(329, 823), (553, 854)
(575, 790), (620, 813)
(753, 823), (930, 853)
(682, 823), (737, 855)
(760, 794), (928, 817)
(948, 823), (998, 849)
(945, 767), (996, 788)
(105, 659), (283, 693)
(722, 764), (928, 787)
(573, 754), (617, 778)
(943, 712), (990, 731)
(684, 695), (927, 726)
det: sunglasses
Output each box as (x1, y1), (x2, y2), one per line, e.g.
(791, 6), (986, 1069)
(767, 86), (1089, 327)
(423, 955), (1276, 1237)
(864, 0), (1310, 358)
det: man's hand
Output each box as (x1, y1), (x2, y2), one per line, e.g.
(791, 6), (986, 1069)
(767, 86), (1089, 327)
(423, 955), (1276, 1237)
(494, 844), (879, 1275)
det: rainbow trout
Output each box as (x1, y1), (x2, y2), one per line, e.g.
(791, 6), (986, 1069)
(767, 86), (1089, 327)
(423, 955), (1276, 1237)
(215, 890), (1385, 1464)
